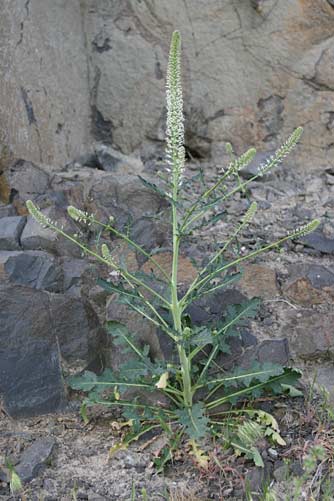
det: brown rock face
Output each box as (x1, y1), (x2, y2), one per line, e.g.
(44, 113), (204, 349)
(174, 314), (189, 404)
(141, 253), (197, 285)
(283, 264), (334, 305)
(239, 264), (278, 299)
(288, 311), (334, 360)
(0, 1), (333, 170)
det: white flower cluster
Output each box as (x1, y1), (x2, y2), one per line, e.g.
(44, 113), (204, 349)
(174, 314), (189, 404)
(67, 206), (92, 225)
(101, 243), (116, 267)
(289, 219), (320, 238)
(26, 200), (55, 229)
(242, 201), (257, 225)
(165, 31), (185, 189)
(257, 127), (303, 177)
(219, 147), (256, 177)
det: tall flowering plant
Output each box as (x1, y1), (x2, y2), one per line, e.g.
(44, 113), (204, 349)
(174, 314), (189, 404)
(27, 32), (319, 468)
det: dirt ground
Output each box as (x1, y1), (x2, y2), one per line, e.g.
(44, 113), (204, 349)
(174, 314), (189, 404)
(1, 390), (334, 500)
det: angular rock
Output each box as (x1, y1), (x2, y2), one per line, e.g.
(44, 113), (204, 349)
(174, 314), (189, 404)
(95, 144), (144, 173)
(239, 150), (276, 180)
(283, 264), (334, 305)
(106, 300), (164, 364)
(313, 366), (334, 404)
(87, 171), (167, 230)
(239, 264), (278, 299)
(141, 252), (197, 285)
(0, 159), (49, 208)
(0, 340), (66, 418)
(0, 284), (106, 417)
(0, 204), (16, 218)
(255, 339), (289, 366)
(21, 208), (82, 257)
(131, 216), (170, 256)
(0, 216), (26, 250)
(16, 438), (56, 483)
(61, 258), (92, 296)
(301, 229), (334, 255)
(287, 311), (334, 360)
(20, 213), (58, 253)
(0, 250), (63, 292)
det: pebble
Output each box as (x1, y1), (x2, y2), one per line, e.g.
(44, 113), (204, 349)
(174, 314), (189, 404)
(268, 448), (278, 460)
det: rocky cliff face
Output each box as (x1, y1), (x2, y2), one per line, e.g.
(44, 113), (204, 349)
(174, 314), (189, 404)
(0, 0), (334, 418)
(1, 0), (333, 169)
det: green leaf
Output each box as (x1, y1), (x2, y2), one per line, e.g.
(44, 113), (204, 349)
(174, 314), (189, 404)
(137, 175), (174, 203)
(98, 278), (142, 302)
(68, 370), (97, 392)
(175, 402), (209, 440)
(280, 383), (303, 397)
(231, 420), (265, 467)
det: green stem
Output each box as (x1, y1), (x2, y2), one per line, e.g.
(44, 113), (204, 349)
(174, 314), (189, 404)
(183, 232), (294, 306)
(89, 217), (171, 282)
(171, 187), (192, 409)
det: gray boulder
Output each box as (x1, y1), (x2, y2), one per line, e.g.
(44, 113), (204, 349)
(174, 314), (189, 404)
(0, 250), (63, 292)
(0, 284), (106, 417)
(0, 216), (26, 250)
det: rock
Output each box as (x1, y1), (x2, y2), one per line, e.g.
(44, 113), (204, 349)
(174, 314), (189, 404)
(0, 339), (66, 418)
(0, 3), (91, 166)
(239, 264), (278, 299)
(311, 366), (334, 404)
(0, 204), (16, 218)
(283, 264), (334, 305)
(20, 212), (58, 253)
(87, 170), (167, 230)
(141, 253), (197, 284)
(94, 144), (144, 173)
(0, 251), (63, 292)
(245, 464), (272, 496)
(286, 311), (334, 360)
(0, 284), (106, 416)
(61, 258), (93, 296)
(0, 216), (26, 250)
(106, 299), (164, 363)
(301, 229), (334, 255)
(131, 217), (170, 256)
(268, 448), (278, 460)
(1, 1), (333, 174)
(21, 208), (82, 257)
(0, 159), (49, 209)
(16, 438), (56, 483)
(255, 339), (289, 366)
(239, 150), (276, 180)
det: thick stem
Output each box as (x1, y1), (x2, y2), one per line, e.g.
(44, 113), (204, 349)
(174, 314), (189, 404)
(171, 195), (192, 408)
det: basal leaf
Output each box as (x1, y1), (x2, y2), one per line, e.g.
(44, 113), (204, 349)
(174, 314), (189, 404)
(68, 370), (97, 392)
(175, 402), (209, 440)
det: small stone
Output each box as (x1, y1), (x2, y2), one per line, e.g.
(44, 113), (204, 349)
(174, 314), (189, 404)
(15, 438), (56, 483)
(268, 448), (278, 460)
(0, 216), (26, 250)
(95, 144), (144, 173)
